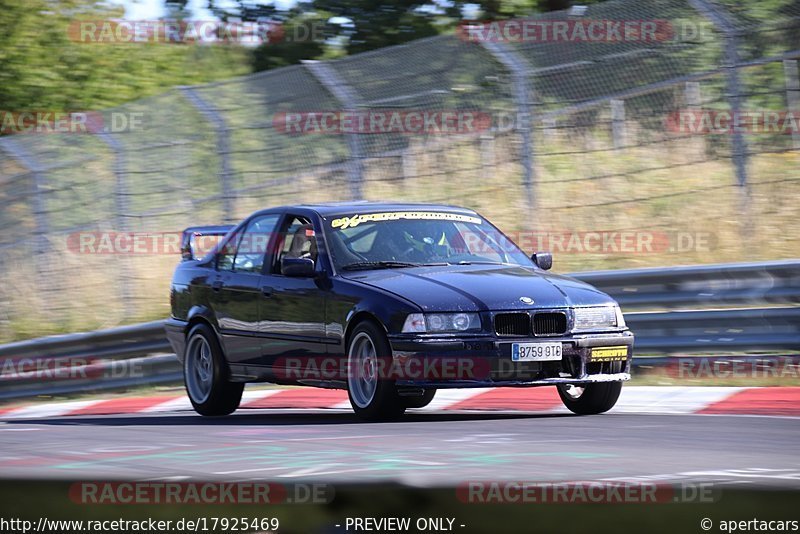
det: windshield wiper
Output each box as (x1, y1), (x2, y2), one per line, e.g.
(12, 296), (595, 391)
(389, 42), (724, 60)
(340, 261), (422, 271)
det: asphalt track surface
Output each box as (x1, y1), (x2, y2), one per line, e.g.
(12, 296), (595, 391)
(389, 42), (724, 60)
(2, 409), (799, 488)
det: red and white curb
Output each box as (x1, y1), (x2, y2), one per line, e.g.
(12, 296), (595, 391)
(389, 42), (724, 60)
(1, 386), (799, 420)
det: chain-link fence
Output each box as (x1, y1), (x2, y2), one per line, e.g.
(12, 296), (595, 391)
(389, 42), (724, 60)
(1, 0), (799, 341)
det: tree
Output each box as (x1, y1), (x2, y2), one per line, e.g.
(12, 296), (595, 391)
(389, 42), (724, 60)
(206, 1), (327, 71)
(0, 0), (251, 113)
(313, 0), (441, 55)
(164, 0), (192, 17)
(177, 0), (610, 70)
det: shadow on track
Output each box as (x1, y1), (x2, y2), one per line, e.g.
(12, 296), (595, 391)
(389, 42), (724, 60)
(3, 410), (576, 427)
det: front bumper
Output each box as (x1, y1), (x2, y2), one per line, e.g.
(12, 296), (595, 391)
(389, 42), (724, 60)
(387, 330), (634, 388)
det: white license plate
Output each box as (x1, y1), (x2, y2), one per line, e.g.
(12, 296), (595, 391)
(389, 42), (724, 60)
(511, 342), (563, 362)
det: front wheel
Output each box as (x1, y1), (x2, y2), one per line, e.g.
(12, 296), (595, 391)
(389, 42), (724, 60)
(184, 323), (244, 416)
(346, 321), (406, 422)
(556, 382), (622, 415)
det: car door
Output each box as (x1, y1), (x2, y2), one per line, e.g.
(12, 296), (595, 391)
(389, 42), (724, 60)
(211, 213), (281, 366)
(259, 213), (329, 369)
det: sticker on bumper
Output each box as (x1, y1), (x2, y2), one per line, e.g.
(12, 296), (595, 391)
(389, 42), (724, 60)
(590, 346), (629, 362)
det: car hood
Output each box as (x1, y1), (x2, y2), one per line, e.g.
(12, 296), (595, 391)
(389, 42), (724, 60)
(342, 264), (615, 312)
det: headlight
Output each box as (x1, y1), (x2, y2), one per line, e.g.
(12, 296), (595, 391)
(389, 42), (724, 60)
(402, 313), (481, 333)
(573, 305), (623, 332)
(614, 305), (627, 328)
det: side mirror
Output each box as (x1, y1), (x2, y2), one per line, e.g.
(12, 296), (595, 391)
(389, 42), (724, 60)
(281, 257), (316, 277)
(181, 233), (197, 261)
(531, 251), (552, 271)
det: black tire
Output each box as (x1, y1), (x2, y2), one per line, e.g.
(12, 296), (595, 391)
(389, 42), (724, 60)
(556, 382), (623, 415)
(403, 389), (436, 409)
(346, 321), (406, 422)
(184, 323), (244, 416)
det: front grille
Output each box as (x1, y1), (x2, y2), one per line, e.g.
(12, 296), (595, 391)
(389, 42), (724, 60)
(532, 312), (568, 336)
(494, 313), (530, 336)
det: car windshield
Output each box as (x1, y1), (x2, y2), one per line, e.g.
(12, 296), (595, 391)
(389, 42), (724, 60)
(324, 211), (533, 270)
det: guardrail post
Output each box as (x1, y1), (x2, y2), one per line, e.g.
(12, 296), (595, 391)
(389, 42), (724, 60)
(784, 60), (800, 150)
(96, 130), (134, 320)
(179, 86), (237, 221)
(480, 42), (537, 228)
(303, 60), (365, 200)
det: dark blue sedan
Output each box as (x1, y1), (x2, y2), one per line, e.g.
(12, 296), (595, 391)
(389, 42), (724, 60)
(165, 202), (633, 421)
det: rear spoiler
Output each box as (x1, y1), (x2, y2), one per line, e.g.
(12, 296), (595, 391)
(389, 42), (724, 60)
(181, 225), (235, 261)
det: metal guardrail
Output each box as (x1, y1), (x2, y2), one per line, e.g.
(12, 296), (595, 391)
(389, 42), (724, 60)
(0, 321), (176, 400)
(0, 354), (181, 400)
(627, 307), (800, 352)
(0, 261), (797, 399)
(0, 320), (170, 362)
(572, 260), (800, 309)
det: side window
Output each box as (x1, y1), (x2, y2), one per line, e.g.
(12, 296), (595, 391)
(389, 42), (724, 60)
(276, 215), (317, 270)
(233, 214), (280, 273)
(217, 231), (242, 271)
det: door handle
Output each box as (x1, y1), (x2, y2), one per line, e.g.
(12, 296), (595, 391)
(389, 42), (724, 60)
(211, 280), (224, 292)
(261, 286), (273, 298)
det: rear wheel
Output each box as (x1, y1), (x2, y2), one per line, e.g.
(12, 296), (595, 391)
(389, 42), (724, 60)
(346, 321), (406, 422)
(184, 323), (244, 416)
(403, 389), (436, 409)
(556, 382), (622, 415)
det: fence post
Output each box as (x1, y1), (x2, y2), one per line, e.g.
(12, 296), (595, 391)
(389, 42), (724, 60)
(179, 86), (237, 221)
(685, 81), (702, 107)
(688, 0), (751, 244)
(303, 60), (365, 200)
(96, 130), (134, 320)
(685, 81), (706, 157)
(402, 145), (416, 182)
(0, 139), (50, 272)
(542, 117), (558, 144)
(784, 60), (800, 150)
(688, 0), (749, 189)
(479, 133), (495, 182)
(611, 99), (626, 148)
(480, 42), (536, 227)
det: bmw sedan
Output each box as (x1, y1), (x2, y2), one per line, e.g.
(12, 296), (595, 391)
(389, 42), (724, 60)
(165, 202), (634, 421)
